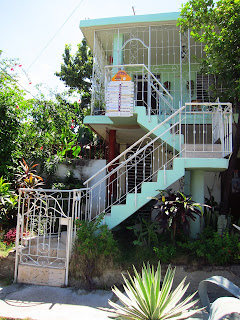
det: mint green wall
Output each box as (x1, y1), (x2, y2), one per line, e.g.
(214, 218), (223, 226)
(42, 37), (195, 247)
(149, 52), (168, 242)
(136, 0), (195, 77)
(151, 64), (200, 109)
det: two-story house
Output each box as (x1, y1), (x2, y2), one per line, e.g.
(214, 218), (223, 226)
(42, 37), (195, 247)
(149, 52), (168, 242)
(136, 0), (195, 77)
(79, 12), (232, 238)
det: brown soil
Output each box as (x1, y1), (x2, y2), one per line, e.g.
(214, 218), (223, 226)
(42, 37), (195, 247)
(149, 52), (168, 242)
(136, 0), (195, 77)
(0, 251), (15, 282)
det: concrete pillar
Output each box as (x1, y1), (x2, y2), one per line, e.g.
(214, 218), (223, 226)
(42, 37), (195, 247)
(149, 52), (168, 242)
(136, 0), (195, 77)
(190, 170), (204, 239)
(184, 171), (191, 195)
(108, 130), (116, 163)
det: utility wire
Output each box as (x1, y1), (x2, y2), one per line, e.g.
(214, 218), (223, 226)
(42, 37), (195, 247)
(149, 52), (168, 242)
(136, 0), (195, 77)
(26, 0), (87, 72)
(1, 66), (80, 106)
(1, 66), (42, 102)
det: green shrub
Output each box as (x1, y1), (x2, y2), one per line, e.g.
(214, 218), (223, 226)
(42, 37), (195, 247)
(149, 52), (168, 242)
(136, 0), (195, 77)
(70, 214), (119, 288)
(153, 244), (177, 263)
(178, 228), (240, 265)
(127, 217), (159, 247)
(151, 190), (205, 242)
(0, 177), (17, 230)
(0, 240), (14, 257)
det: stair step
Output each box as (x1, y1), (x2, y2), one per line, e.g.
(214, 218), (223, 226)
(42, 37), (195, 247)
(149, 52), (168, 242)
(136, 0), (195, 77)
(106, 158), (185, 229)
(21, 242), (66, 258)
(22, 232), (67, 247)
(135, 106), (182, 152)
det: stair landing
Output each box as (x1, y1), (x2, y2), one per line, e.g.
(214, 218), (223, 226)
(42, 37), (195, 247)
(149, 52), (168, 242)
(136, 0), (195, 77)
(182, 144), (223, 158)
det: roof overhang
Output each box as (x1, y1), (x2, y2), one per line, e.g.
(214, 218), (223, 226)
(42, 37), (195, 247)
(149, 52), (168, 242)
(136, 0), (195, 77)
(80, 12), (180, 49)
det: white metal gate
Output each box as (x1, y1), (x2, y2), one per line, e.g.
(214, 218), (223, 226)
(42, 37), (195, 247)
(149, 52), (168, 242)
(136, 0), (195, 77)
(14, 189), (75, 286)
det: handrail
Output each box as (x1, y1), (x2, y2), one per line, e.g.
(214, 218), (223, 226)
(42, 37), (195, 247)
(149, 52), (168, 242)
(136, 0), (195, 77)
(18, 187), (90, 192)
(87, 120), (182, 190)
(105, 63), (173, 100)
(150, 81), (174, 112)
(185, 102), (232, 107)
(84, 102), (232, 186)
(83, 105), (186, 186)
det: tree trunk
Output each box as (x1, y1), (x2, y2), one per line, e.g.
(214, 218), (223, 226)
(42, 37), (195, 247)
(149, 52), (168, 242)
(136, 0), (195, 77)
(221, 103), (240, 214)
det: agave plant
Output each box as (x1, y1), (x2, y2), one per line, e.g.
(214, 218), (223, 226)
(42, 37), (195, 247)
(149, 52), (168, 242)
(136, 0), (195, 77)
(109, 262), (201, 320)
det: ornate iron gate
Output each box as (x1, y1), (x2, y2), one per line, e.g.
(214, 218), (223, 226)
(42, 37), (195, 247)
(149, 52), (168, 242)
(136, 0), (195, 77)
(14, 189), (75, 286)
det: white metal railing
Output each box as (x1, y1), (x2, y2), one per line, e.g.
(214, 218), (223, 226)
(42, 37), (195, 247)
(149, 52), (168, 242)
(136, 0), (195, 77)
(81, 122), (181, 219)
(84, 106), (184, 187)
(92, 64), (174, 119)
(79, 102), (232, 221)
(183, 103), (232, 158)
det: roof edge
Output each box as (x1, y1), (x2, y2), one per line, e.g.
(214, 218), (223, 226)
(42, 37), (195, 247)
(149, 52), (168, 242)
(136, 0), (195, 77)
(80, 12), (180, 29)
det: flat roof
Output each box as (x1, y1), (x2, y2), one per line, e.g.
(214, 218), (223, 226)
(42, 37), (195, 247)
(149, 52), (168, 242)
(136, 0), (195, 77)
(80, 12), (180, 28)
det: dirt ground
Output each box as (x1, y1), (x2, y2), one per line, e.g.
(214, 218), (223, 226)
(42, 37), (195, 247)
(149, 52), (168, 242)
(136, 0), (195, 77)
(0, 251), (15, 283)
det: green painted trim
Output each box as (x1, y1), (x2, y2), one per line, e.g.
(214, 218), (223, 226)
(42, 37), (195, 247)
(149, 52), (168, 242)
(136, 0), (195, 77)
(135, 107), (183, 151)
(113, 33), (123, 74)
(84, 114), (138, 126)
(83, 115), (113, 125)
(80, 12), (180, 29)
(183, 158), (228, 171)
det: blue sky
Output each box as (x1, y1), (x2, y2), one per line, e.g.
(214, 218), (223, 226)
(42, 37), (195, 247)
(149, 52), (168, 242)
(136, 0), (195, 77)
(0, 0), (187, 97)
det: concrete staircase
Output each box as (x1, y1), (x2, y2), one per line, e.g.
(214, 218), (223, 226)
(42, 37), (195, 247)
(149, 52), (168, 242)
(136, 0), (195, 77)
(100, 105), (230, 230)
(105, 158), (185, 229)
(104, 156), (228, 230)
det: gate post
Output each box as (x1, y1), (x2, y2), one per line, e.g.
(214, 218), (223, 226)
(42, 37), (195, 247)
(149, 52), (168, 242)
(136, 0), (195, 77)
(65, 217), (72, 286)
(14, 190), (22, 283)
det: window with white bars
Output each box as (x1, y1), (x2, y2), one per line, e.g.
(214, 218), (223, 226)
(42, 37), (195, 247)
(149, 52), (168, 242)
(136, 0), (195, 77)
(196, 74), (224, 102)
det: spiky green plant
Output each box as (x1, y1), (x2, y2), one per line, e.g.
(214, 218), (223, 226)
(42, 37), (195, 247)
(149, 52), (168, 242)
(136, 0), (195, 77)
(109, 262), (201, 320)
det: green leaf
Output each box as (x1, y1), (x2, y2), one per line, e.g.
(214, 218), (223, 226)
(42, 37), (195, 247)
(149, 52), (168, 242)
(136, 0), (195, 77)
(72, 146), (81, 157)
(109, 262), (202, 320)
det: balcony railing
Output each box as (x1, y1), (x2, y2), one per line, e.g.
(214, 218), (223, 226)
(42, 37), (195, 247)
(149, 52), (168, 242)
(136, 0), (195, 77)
(91, 64), (174, 120)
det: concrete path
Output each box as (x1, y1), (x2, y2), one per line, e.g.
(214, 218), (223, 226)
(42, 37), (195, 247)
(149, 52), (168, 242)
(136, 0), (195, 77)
(0, 282), (208, 320)
(0, 283), (114, 320)
(2, 275), (238, 320)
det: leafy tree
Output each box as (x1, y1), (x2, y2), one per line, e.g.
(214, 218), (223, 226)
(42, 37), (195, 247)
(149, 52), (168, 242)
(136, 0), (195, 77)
(0, 56), (28, 178)
(55, 38), (93, 111)
(17, 93), (94, 182)
(178, 0), (240, 214)
(0, 55), (93, 184)
(178, 0), (240, 103)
